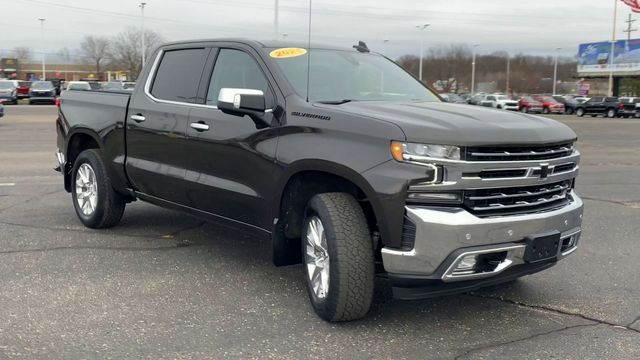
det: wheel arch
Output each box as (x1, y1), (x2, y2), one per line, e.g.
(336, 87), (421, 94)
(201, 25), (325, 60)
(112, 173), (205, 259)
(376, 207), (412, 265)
(63, 128), (103, 192)
(271, 160), (385, 266)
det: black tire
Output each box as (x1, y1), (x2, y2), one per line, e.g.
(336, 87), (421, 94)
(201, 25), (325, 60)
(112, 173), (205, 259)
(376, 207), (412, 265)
(520, 107), (528, 113)
(542, 107), (550, 114)
(565, 108), (574, 115)
(576, 108), (585, 117)
(606, 108), (616, 118)
(71, 149), (126, 228)
(302, 192), (374, 322)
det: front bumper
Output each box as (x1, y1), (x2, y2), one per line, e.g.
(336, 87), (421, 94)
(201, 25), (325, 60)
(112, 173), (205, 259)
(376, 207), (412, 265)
(503, 105), (519, 111)
(30, 96), (56, 103)
(381, 192), (583, 278)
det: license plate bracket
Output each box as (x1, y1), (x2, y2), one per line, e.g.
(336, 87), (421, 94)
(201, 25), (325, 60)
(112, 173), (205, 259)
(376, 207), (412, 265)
(524, 232), (561, 263)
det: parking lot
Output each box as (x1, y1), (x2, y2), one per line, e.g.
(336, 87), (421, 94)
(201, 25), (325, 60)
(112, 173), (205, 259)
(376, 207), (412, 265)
(0, 105), (639, 359)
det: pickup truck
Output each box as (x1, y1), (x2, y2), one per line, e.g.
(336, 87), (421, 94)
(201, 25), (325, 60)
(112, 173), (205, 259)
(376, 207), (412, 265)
(55, 39), (584, 322)
(575, 96), (621, 118)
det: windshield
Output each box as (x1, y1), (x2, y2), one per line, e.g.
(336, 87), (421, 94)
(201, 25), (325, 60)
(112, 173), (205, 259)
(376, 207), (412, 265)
(31, 81), (53, 90)
(0, 82), (15, 90)
(497, 95), (509, 100)
(270, 48), (439, 103)
(542, 96), (556, 102)
(69, 83), (90, 90)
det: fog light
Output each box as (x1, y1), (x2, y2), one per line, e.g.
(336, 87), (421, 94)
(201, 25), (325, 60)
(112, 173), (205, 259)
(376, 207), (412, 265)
(406, 191), (462, 204)
(453, 254), (477, 274)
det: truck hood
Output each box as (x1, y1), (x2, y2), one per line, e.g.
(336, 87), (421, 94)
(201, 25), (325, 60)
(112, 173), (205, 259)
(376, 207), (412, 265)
(324, 101), (576, 146)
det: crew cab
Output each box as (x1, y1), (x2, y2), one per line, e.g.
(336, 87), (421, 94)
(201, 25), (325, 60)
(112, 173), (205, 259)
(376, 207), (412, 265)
(480, 94), (519, 111)
(517, 96), (543, 113)
(575, 96), (621, 118)
(533, 95), (565, 114)
(55, 39), (584, 322)
(617, 97), (640, 118)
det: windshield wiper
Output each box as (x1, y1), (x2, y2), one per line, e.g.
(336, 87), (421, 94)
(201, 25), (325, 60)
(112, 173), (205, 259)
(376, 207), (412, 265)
(316, 99), (354, 105)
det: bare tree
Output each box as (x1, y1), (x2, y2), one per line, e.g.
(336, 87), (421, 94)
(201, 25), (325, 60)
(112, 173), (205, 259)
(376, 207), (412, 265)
(13, 47), (32, 63)
(80, 36), (111, 76)
(110, 27), (164, 80)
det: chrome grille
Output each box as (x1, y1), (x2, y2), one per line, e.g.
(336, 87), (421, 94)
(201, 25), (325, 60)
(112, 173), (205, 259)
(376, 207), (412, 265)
(466, 142), (574, 161)
(464, 180), (572, 217)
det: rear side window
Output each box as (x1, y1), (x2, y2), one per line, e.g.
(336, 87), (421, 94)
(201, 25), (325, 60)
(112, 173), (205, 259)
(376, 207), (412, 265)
(590, 97), (603, 102)
(151, 48), (208, 103)
(206, 49), (273, 106)
(605, 97), (617, 102)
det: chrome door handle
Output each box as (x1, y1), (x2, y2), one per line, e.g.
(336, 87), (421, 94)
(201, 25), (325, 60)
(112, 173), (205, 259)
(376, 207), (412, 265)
(190, 122), (210, 131)
(130, 114), (146, 122)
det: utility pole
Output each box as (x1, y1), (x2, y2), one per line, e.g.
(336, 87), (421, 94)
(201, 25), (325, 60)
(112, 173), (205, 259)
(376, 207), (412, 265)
(38, 18), (46, 80)
(471, 44), (478, 94)
(553, 47), (561, 95)
(416, 24), (430, 83)
(140, 2), (147, 66)
(274, 0), (279, 39)
(608, 0), (617, 97)
(624, 13), (637, 43)
(506, 54), (511, 95)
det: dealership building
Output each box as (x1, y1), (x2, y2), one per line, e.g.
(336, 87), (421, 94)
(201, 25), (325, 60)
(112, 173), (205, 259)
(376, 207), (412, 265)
(578, 39), (640, 96)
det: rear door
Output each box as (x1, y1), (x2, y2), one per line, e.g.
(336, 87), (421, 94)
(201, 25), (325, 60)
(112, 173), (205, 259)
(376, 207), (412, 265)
(585, 97), (603, 113)
(126, 46), (210, 204)
(182, 45), (281, 230)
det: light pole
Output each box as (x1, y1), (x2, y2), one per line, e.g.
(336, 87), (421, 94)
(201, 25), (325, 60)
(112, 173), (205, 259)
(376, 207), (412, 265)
(38, 18), (46, 80)
(274, 0), (279, 39)
(416, 24), (430, 83)
(140, 2), (147, 66)
(552, 47), (562, 95)
(506, 53), (511, 95)
(471, 44), (479, 94)
(608, 0), (617, 96)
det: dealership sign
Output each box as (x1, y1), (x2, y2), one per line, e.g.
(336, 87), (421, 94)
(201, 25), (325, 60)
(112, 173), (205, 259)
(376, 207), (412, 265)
(578, 39), (640, 75)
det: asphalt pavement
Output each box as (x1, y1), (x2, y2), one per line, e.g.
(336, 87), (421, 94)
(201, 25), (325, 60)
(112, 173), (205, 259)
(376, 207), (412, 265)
(0, 105), (639, 359)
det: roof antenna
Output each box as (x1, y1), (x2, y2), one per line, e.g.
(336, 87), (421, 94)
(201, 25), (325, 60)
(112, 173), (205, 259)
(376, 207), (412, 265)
(353, 41), (370, 53)
(305, 0), (313, 102)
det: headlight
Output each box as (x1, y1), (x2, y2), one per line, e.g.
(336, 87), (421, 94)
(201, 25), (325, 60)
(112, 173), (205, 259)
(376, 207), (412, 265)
(391, 141), (461, 163)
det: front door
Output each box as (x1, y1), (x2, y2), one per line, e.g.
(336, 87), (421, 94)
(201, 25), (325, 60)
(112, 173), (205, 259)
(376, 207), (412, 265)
(126, 47), (211, 204)
(183, 46), (281, 230)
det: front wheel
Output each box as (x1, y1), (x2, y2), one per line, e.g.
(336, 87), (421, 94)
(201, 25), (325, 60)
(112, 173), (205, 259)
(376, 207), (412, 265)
(576, 108), (585, 117)
(520, 107), (528, 113)
(71, 149), (126, 228)
(302, 193), (374, 322)
(542, 107), (550, 114)
(565, 108), (574, 115)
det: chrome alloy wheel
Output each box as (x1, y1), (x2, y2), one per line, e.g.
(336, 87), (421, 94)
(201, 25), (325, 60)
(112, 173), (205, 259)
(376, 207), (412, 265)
(75, 163), (98, 216)
(304, 216), (330, 299)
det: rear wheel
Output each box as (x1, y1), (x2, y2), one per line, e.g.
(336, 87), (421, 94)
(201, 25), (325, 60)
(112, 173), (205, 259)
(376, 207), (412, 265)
(521, 107), (528, 113)
(302, 193), (374, 322)
(71, 149), (126, 228)
(565, 107), (574, 115)
(542, 107), (550, 114)
(606, 108), (616, 118)
(576, 108), (585, 117)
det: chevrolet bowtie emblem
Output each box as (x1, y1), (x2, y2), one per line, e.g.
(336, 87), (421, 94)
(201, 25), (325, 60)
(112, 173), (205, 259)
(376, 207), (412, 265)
(539, 163), (550, 179)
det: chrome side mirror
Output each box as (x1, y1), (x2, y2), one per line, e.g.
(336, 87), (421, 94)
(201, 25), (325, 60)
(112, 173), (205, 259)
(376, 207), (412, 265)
(217, 88), (266, 113)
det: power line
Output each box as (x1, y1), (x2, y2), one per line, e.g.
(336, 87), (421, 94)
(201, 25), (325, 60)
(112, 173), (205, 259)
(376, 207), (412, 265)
(623, 13), (637, 42)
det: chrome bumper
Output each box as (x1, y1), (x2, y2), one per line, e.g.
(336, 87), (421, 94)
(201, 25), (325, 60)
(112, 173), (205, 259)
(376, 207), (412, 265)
(381, 192), (583, 278)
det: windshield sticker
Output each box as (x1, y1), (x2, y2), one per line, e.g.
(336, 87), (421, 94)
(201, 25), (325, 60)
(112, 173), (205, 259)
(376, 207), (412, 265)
(270, 48), (307, 59)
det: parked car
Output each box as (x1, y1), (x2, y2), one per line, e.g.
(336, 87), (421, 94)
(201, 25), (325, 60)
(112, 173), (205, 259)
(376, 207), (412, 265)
(0, 80), (18, 104)
(123, 82), (136, 90)
(102, 82), (127, 91)
(28, 81), (57, 105)
(468, 92), (485, 105)
(532, 95), (565, 114)
(575, 96), (621, 118)
(56, 39), (583, 322)
(45, 79), (63, 96)
(517, 96), (543, 113)
(552, 95), (578, 115)
(481, 94), (519, 110)
(65, 81), (92, 91)
(0, 102), (4, 117)
(616, 97), (640, 118)
(440, 93), (467, 104)
(17, 81), (31, 99)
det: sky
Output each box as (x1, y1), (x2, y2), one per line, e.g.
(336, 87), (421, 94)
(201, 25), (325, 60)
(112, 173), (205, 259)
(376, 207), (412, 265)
(0, 0), (634, 61)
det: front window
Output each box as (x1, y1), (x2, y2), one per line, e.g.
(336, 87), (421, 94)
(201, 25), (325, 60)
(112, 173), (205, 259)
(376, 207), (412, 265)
(0, 82), (15, 90)
(497, 95), (508, 101)
(270, 48), (439, 103)
(31, 81), (54, 90)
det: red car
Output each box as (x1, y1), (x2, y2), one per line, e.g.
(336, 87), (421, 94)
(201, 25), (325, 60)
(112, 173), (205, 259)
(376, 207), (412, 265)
(17, 81), (31, 99)
(517, 96), (544, 113)
(533, 95), (565, 114)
